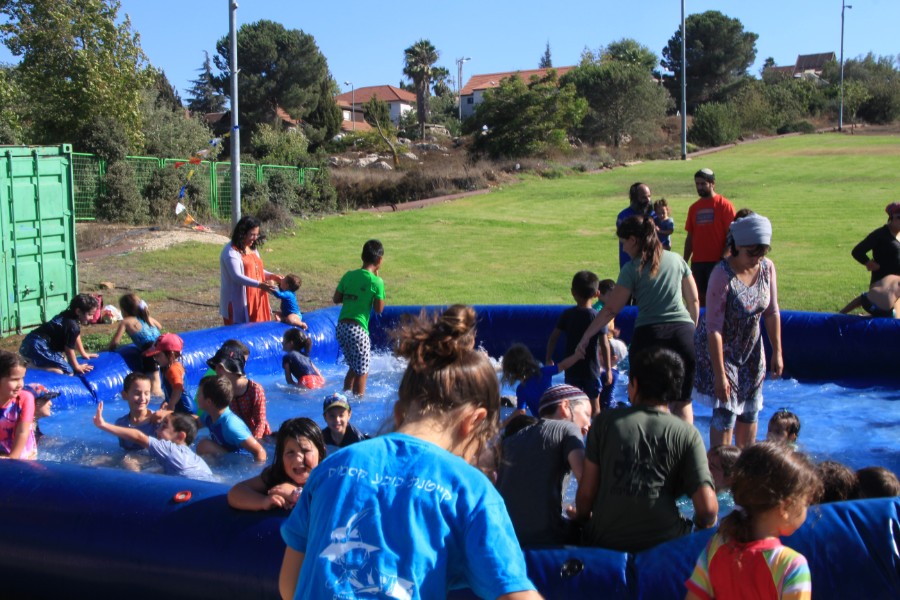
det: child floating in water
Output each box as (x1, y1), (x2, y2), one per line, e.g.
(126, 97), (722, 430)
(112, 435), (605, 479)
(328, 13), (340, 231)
(19, 294), (100, 375)
(228, 417), (326, 511)
(766, 409), (800, 447)
(93, 399), (215, 482)
(282, 328), (325, 389)
(839, 274), (900, 318)
(108, 293), (164, 396)
(686, 442), (823, 600)
(270, 274), (308, 329)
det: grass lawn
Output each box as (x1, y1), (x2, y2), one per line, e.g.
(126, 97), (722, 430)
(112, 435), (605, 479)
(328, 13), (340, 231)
(136, 133), (900, 313)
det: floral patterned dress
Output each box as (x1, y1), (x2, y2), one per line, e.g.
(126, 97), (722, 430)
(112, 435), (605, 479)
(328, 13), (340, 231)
(694, 258), (778, 415)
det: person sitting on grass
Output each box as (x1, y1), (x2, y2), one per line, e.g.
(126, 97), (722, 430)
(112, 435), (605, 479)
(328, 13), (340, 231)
(93, 400), (216, 482)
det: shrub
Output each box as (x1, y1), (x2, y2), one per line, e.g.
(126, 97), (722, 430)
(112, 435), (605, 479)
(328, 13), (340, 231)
(688, 102), (741, 147)
(95, 161), (147, 223)
(79, 115), (131, 163)
(144, 167), (183, 223)
(776, 121), (816, 135)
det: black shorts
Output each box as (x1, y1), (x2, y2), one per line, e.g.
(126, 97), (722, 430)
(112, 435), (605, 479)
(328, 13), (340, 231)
(630, 322), (696, 404)
(860, 293), (894, 318)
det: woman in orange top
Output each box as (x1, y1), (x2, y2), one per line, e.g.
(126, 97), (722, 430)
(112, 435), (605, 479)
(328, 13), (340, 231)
(219, 216), (282, 324)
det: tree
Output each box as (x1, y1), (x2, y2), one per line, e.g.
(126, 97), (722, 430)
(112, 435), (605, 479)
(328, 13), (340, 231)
(187, 51), (226, 114)
(661, 10), (758, 110)
(0, 64), (25, 143)
(603, 38), (658, 73)
(403, 39), (439, 139)
(363, 96), (400, 167)
(562, 61), (671, 148)
(539, 42), (552, 68)
(0, 0), (150, 149)
(148, 68), (182, 111)
(431, 66), (452, 98)
(213, 20), (337, 151)
(139, 88), (219, 158)
(250, 123), (308, 166)
(468, 70), (587, 158)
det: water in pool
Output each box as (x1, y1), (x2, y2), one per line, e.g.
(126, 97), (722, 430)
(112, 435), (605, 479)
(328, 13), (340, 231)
(34, 353), (900, 497)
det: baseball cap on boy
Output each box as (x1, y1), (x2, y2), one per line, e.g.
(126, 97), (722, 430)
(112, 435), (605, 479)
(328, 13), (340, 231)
(323, 392), (351, 413)
(143, 333), (184, 356)
(206, 347), (245, 375)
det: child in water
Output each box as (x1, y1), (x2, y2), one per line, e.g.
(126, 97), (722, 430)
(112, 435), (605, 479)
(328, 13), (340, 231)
(108, 293), (164, 396)
(278, 305), (539, 600)
(19, 294), (100, 375)
(686, 442), (823, 600)
(282, 328), (325, 389)
(228, 417), (326, 511)
(0, 350), (36, 459)
(501, 343), (581, 419)
(144, 333), (194, 414)
(767, 409), (800, 447)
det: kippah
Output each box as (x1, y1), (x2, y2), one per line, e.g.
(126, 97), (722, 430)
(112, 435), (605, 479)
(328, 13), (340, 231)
(539, 384), (588, 413)
(696, 167), (715, 182)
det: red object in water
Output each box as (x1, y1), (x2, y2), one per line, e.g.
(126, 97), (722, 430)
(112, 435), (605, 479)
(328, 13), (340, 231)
(173, 490), (192, 503)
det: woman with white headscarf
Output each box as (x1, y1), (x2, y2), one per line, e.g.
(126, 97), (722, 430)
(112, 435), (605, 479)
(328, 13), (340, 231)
(693, 212), (783, 448)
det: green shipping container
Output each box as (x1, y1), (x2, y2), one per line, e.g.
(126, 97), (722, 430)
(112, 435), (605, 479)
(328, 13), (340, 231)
(0, 145), (78, 336)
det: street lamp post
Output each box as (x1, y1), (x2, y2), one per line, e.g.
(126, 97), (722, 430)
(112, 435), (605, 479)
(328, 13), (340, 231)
(839, 1), (852, 132)
(456, 57), (471, 121)
(228, 0), (241, 227)
(344, 81), (355, 131)
(680, 0), (687, 160)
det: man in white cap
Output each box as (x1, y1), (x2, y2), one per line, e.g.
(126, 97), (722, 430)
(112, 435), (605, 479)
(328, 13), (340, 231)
(496, 384), (591, 546)
(684, 168), (736, 306)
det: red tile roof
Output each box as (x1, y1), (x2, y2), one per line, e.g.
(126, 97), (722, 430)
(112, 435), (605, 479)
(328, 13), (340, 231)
(336, 85), (416, 105)
(460, 66), (575, 95)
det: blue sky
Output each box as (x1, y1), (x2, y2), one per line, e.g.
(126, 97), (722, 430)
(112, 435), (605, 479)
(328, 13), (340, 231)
(1, 0), (898, 101)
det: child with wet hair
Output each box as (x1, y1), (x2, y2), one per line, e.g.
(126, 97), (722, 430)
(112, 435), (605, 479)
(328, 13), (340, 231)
(686, 442), (823, 600)
(707, 444), (742, 491)
(855, 466), (900, 499)
(816, 460), (859, 503)
(767, 409), (801, 446)
(279, 305), (540, 600)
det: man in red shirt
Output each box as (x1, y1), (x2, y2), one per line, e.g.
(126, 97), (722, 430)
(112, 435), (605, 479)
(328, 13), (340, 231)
(683, 168), (736, 306)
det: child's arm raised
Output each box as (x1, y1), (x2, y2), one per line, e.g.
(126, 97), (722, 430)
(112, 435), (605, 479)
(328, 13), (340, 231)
(241, 436), (267, 463)
(93, 401), (150, 449)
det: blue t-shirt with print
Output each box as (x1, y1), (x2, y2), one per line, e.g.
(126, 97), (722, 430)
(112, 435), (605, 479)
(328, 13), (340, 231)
(516, 364), (559, 416)
(281, 433), (535, 600)
(202, 408), (251, 451)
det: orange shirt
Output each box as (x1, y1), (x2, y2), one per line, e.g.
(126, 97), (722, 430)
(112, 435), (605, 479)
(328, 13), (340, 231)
(685, 194), (736, 262)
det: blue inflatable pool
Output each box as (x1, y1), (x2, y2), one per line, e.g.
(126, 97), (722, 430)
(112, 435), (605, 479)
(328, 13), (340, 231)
(2, 305), (899, 599)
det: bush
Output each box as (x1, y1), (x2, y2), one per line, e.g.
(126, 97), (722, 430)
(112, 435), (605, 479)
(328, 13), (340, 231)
(95, 161), (148, 223)
(78, 115), (131, 163)
(144, 167), (183, 223)
(688, 102), (741, 147)
(776, 121), (816, 135)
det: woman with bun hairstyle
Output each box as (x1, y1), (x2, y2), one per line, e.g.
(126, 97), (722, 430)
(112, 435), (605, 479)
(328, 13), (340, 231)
(279, 305), (539, 600)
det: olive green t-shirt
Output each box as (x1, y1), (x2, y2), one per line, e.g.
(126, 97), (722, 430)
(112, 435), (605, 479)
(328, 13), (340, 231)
(617, 250), (693, 328)
(583, 405), (713, 553)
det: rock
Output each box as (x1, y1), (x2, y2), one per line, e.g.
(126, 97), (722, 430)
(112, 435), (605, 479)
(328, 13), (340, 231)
(355, 154), (380, 167)
(369, 161), (393, 170)
(329, 156), (353, 168)
(402, 152), (418, 161)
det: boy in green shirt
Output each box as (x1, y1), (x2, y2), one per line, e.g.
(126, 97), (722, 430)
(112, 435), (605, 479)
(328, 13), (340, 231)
(333, 239), (385, 396)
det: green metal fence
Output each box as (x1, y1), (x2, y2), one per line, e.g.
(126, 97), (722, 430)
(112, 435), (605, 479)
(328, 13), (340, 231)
(71, 153), (318, 222)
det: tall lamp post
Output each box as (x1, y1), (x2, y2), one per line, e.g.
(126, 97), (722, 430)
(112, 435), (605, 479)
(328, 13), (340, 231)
(680, 0), (687, 160)
(228, 0), (241, 227)
(456, 57), (471, 121)
(839, 1), (852, 131)
(344, 81), (355, 131)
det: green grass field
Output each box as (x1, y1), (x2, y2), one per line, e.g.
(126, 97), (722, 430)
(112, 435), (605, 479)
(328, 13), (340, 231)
(138, 133), (900, 313)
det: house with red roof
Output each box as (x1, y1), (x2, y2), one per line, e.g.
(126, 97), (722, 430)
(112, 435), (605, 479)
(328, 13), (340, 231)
(458, 66), (575, 119)
(335, 85), (416, 131)
(765, 52), (836, 80)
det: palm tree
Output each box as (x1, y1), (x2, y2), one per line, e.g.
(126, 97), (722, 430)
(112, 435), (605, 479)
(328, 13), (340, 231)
(403, 39), (439, 139)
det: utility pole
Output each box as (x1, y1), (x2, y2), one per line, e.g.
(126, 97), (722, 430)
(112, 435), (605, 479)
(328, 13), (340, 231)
(229, 0), (241, 227)
(839, 1), (852, 131)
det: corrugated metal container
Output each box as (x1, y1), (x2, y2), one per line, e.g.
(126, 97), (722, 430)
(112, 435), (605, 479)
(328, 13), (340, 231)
(0, 145), (78, 336)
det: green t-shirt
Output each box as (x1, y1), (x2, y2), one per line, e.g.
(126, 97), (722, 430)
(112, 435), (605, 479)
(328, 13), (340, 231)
(583, 405), (713, 553)
(617, 250), (693, 328)
(336, 268), (385, 331)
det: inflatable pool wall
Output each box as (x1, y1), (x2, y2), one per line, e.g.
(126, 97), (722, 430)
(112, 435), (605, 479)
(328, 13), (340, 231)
(3, 305), (899, 599)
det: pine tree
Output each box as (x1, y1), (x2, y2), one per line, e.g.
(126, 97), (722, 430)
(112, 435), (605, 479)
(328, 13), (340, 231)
(187, 51), (225, 114)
